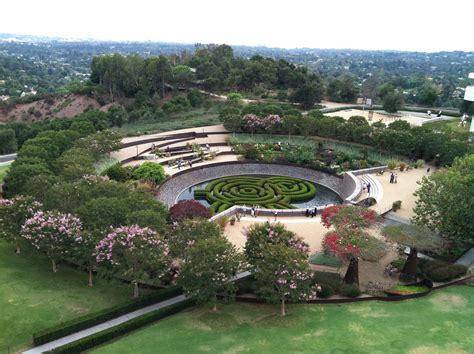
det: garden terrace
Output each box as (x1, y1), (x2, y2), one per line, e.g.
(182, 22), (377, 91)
(156, 162), (346, 208)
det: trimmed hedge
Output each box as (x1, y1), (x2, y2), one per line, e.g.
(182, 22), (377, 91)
(46, 299), (194, 354)
(418, 259), (467, 282)
(33, 286), (182, 346)
(194, 175), (316, 213)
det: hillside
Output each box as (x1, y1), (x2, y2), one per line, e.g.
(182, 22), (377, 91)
(0, 94), (117, 123)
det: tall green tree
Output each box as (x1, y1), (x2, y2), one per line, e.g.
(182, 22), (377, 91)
(412, 154), (474, 243)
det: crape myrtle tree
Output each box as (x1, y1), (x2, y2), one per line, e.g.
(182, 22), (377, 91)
(244, 222), (316, 316)
(321, 205), (379, 286)
(21, 211), (83, 273)
(165, 218), (221, 260)
(412, 154), (474, 244)
(72, 230), (102, 287)
(0, 195), (42, 253)
(94, 225), (171, 298)
(382, 224), (441, 280)
(178, 236), (241, 312)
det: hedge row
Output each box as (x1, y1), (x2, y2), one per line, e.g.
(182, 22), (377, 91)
(46, 299), (194, 354)
(418, 259), (467, 282)
(34, 286), (182, 346)
(194, 176), (316, 213)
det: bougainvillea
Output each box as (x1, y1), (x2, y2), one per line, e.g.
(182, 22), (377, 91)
(21, 210), (83, 272)
(94, 225), (170, 297)
(169, 200), (211, 222)
(0, 195), (42, 253)
(321, 205), (377, 229)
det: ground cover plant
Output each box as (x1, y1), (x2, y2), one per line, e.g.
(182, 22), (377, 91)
(194, 176), (316, 213)
(90, 286), (474, 354)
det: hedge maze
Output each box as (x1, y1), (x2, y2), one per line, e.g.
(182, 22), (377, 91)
(194, 176), (316, 214)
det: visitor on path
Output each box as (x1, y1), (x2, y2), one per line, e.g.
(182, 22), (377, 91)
(426, 167), (430, 174)
(274, 210), (278, 221)
(427, 110), (432, 117)
(255, 206), (259, 218)
(313, 206), (317, 216)
(390, 173), (394, 184)
(250, 207), (255, 218)
(206, 143), (210, 151)
(188, 160), (193, 168)
(362, 182), (367, 192)
(437, 110), (442, 117)
(177, 160), (182, 170)
(367, 182), (371, 194)
(305, 208), (310, 217)
(394, 173), (398, 184)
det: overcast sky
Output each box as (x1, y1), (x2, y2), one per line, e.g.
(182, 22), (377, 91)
(1, 0), (473, 52)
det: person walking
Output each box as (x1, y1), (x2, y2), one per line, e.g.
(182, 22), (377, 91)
(250, 207), (255, 218)
(426, 167), (430, 174)
(177, 160), (182, 170)
(305, 208), (310, 217)
(313, 206), (317, 216)
(390, 173), (394, 184)
(367, 182), (371, 194)
(274, 210), (278, 221)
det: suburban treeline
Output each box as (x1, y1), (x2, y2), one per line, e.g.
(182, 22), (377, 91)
(89, 44), (324, 108)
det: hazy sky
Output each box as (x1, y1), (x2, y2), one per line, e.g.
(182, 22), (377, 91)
(1, 0), (473, 51)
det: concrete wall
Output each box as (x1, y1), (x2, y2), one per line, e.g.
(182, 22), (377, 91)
(156, 162), (345, 208)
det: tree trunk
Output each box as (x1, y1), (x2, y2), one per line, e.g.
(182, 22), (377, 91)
(88, 268), (94, 287)
(401, 247), (418, 281)
(52, 259), (57, 273)
(281, 296), (286, 316)
(133, 281), (139, 298)
(343, 257), (359, 286)
(15, 242), (21, 254)
(161, 74), (165, 98)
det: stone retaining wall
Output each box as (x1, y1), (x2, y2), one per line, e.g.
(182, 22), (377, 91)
(156, 162), (345, 208)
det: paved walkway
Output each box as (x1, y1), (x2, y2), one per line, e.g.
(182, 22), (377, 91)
(456, 248), (474, 268)
(22, 271), (251, 354)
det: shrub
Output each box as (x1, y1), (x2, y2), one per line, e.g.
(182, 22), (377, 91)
(359, 159), (369, 169)
(416, 159), (425, 168)
(46, 299), (194, 353)
(169, 200), (211, 221)
(131, 162), (166, 185)
(33, 286), (182, 346)
(390, 257), (407, 270)
(427, 264), (467, 282)
(392, 200), (402, 211)
(317, 284), (335, 298)
(340, 284), (361, 298)
(387, 160), (397, 170)
(399, 162), (406, 171)
(215, 216), (229, 230)
(103, 163), (128, 182)
(313, 271), (343, 292)
(230, 216), (236, 225)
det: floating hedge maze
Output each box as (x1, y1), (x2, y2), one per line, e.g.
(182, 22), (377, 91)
(194, 176), (316, 214)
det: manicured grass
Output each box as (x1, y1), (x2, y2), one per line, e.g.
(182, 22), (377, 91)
(92, 285), (474, 353)
(0, 241), (132, 352)
(232, 134), (400, 164)
(0, 163), (11, 184)
(115, 109), (220, 136)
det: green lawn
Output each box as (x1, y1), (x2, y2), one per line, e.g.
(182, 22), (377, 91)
(92, 285), (474, 354)
(428, 118), (470, 135)
(115, 109), (220, 136)
(0, 241), (132, 352)
(0, 163), (11, 184)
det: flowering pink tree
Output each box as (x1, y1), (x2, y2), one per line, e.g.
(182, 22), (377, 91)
(245, 222), (316, 316)
(178, 236), (241, 312)
(21, 211), (83, 272)
(94, 225), (171, 298)
(262, 114), (282, 135)
(0, 196), (42, 253)
(243, 114), (262, 136)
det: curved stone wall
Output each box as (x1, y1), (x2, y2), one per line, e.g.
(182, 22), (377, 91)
(156, 162), (345, 207)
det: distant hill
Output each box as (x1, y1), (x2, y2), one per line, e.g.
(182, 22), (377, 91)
(0, 94), (118, 123)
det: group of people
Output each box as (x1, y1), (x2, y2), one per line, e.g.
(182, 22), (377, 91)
(427, 110), (442, 118)
(176, 159), (193, 170)
(383, 264), (400, 277)
(362, 182), (372, 194)
(305, 207), (318, 218)
(389, 172), (398, 184)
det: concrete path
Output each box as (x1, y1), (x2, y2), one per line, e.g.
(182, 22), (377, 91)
(22, 271), (251, 354)
(0, 153), (16, 164)
(456, 248), (474, 268)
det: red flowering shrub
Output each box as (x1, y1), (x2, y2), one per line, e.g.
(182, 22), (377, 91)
(169, 200), (211, 221)
(321, 205), (377, 229)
